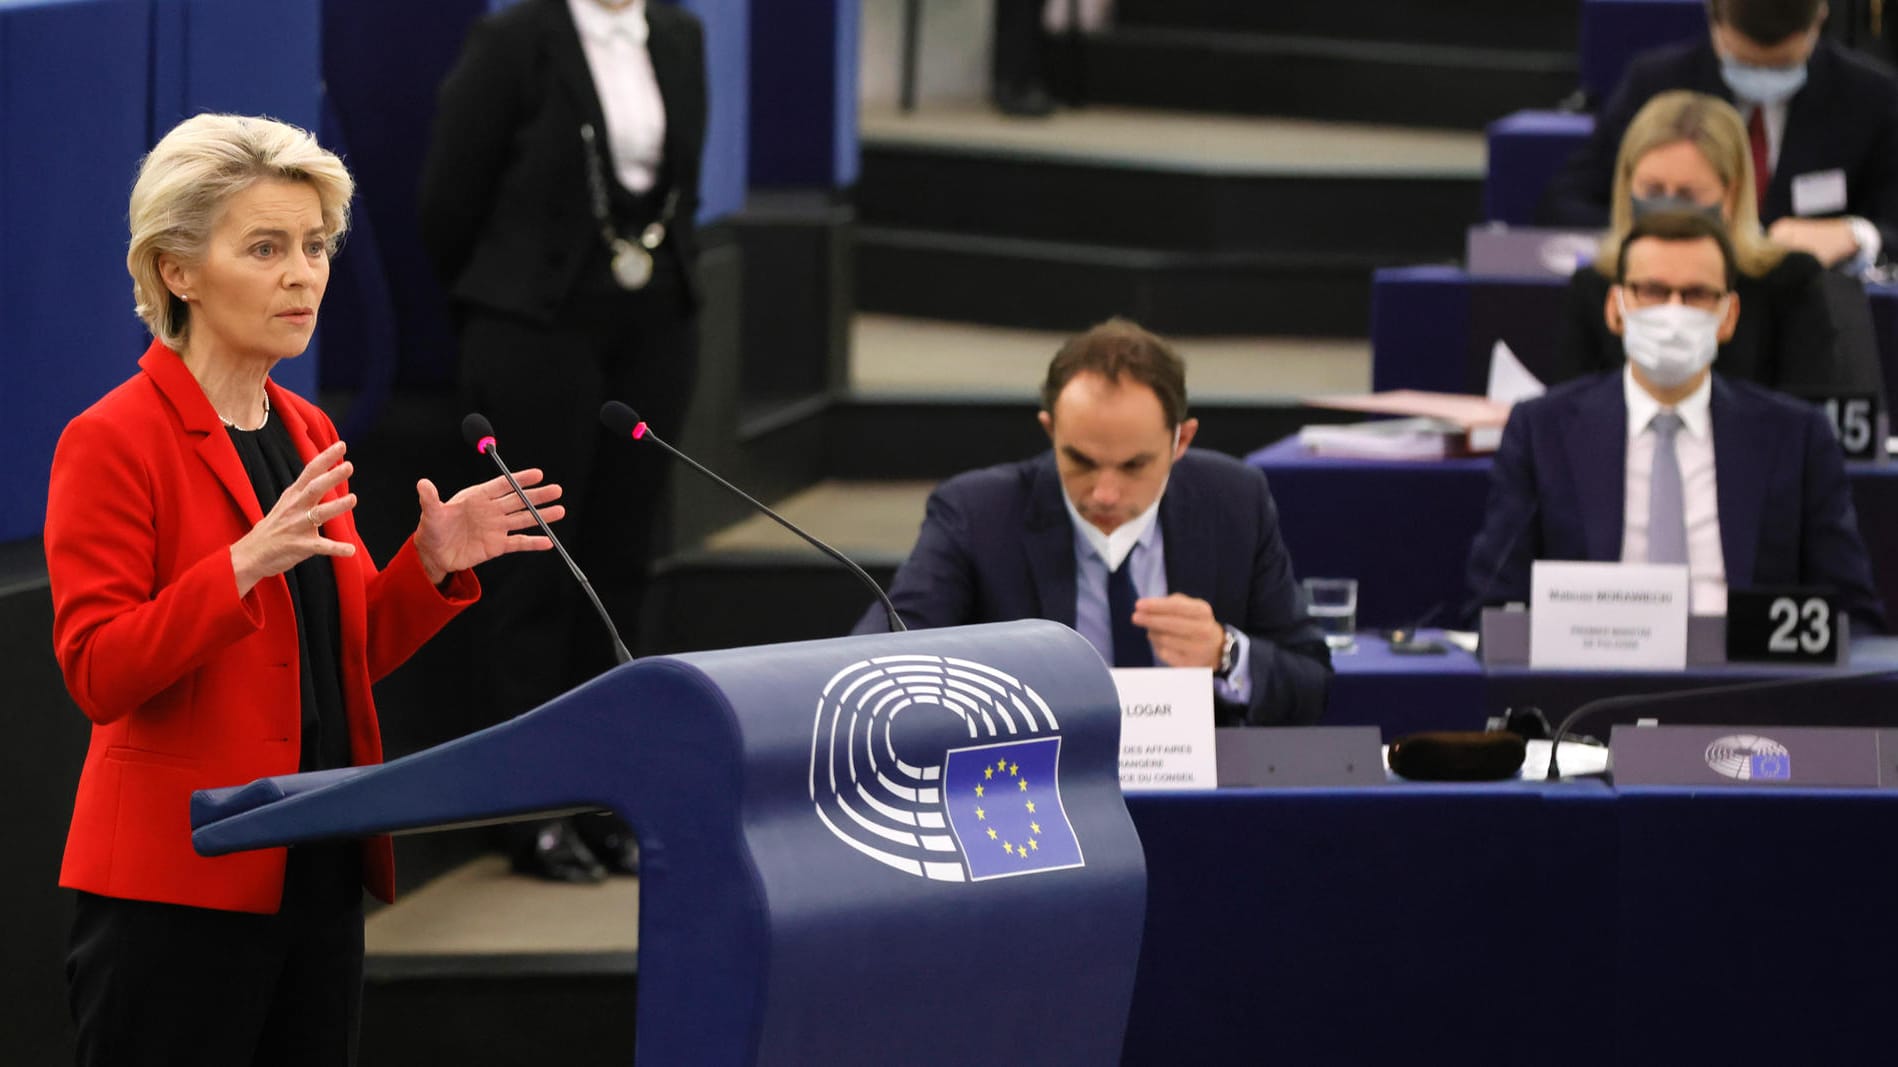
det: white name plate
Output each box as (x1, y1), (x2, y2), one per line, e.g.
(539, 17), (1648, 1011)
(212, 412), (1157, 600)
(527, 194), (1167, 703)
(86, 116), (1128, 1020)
(1112, 667), (1217, 791)
(1530, 561), (1689, 670)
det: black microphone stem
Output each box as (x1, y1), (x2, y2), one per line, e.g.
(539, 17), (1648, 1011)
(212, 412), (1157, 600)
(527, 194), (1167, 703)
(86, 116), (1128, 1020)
(483, 443), (634, 664)
(634, 424), (908, 634)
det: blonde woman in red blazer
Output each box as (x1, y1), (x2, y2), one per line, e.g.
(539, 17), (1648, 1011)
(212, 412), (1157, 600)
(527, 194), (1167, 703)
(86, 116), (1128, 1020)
(46, 114), (564, 1067)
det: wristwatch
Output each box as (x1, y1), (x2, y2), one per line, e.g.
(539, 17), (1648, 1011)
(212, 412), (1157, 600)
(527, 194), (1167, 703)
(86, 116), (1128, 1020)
(1214, 626), (1239, 680)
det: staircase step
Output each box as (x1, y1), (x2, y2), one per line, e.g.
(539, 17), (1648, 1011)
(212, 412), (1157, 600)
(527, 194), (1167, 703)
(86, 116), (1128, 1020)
(1112, 0), (1578, 53)
(1083, 29), (1576, 130)
(822, 399), (1354, 481)
(645, 549), (904, 653)
(858, 116), (1482, 259)
(360, 856), (638, 1064)
(855, 227), (1393, 336)
(848, 314), (1369, 403)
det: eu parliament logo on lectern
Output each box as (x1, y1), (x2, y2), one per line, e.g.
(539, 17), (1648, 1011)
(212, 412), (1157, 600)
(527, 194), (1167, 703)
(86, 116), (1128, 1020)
(808, 655), (1085, 883)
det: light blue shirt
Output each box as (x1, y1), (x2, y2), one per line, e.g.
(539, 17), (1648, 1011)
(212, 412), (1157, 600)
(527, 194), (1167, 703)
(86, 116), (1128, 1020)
(1069, 516), (1253, 704)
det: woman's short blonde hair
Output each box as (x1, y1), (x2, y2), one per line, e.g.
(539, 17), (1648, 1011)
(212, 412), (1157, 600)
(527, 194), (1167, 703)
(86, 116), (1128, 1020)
(126, 113), (353, 348)
(1596, 90), (1786, 279)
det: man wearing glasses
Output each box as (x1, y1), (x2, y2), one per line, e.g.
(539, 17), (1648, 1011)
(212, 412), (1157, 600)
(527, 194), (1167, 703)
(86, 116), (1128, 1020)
(1465, 211), (1884, 629)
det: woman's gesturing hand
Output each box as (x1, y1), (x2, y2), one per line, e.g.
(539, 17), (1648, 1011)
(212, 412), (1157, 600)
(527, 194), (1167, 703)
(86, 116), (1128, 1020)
(414, 468), (564, 584)
(230, 441), (358, 596)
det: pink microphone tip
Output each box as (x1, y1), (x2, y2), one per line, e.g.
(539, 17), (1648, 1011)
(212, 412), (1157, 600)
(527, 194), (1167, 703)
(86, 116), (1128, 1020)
(477, 435), (496, 455)
(632, 422), (648, 440)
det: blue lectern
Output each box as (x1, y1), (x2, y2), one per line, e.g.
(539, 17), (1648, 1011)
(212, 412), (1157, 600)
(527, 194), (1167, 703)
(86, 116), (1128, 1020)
(192, 621), (1147, 1065)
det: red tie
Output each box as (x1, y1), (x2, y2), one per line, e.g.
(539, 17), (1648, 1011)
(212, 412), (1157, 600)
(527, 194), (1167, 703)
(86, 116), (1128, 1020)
(1747, 106), (1772, 212)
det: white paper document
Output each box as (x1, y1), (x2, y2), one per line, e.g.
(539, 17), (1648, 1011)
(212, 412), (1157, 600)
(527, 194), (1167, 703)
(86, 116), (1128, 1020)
(1111, 668), (1218, 790)
(1530, 561), (1690, 670)
(1485, 339), (1546, 408)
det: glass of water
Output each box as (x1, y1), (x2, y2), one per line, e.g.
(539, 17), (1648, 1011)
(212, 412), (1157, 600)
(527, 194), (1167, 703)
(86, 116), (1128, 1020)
(1302, 577), (1358, 652)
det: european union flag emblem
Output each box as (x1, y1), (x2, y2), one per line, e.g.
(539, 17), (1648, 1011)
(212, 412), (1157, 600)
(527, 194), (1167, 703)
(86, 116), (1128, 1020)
(1750, 752), (1792, 780)
(943, 736), (1084, 881)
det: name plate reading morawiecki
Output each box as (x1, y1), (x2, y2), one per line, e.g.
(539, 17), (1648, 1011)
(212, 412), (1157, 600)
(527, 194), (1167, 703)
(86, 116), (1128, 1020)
(1111, 667), (1217, 791)
(1530, 561), (1689, 670)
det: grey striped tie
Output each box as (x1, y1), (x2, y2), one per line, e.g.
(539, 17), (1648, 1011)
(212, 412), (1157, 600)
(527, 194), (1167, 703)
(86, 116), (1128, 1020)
(1647, 412), (1687, 565)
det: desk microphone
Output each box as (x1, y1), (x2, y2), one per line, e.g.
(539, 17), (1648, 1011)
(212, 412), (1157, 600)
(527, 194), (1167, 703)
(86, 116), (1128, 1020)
(1545, 665), (1898, 779)
(1464, 495), (1539, 625)
(461, 413), (633, 664)
(598, 401), (908, 634)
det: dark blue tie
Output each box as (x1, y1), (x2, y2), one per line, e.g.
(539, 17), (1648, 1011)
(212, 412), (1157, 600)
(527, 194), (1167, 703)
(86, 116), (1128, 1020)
(1108, 555), (1153, 668)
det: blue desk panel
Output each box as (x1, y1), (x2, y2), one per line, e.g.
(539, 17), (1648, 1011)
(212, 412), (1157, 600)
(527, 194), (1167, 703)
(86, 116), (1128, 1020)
(1327, 633), (1485, 734)
(1250, 435), (1898, 632)
(1127, 782), (1616, 1066)
(1484, 110), (1593, 226)
(1367, 264), (1477, 394)
(1489, 0), (1717, 223)
(1124, 782), (1898, 1065)
(1248, 436), (1493, 629)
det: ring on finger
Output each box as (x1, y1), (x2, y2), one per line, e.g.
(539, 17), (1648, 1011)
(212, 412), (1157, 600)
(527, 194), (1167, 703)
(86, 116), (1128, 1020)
(307, 507), (322, 528)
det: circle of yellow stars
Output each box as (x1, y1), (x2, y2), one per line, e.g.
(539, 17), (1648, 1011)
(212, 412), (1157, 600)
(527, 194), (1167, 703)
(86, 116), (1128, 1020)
(972, 756), (1041, 862)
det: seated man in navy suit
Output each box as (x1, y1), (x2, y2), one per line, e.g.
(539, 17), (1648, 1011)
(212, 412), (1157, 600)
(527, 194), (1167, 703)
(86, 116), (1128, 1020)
(1541, 0), (1898, 272)
(1468, 212), (1884, 629)
(856, 319), (1332, 726)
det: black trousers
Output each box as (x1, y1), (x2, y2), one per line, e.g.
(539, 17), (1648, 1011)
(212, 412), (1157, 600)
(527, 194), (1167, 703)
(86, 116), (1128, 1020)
(458, 264), (697, 717)
(66, 887), (364, 1067)
(992, 0), (1046, 94)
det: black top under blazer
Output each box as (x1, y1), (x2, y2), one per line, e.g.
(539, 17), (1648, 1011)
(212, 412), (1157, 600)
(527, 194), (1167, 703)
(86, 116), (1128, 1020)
(420, 0), (707, 323)
(1540, 38), (1898, 255)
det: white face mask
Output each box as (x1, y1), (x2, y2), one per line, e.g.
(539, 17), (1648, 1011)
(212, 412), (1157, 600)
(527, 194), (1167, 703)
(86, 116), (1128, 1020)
(1720, 58), (1808, 105)
(1063, 425), (1181, 571)
(1617, 290), (1727, 388)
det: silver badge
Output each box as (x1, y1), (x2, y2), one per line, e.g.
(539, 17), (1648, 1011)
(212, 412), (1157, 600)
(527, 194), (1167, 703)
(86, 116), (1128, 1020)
(610, 238), (653, 290)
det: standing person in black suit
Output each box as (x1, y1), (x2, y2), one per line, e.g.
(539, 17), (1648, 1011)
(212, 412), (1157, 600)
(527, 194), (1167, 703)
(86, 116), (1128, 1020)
(420, 0), (706, 882)
(993, 0), (1055, 116)
(1540, 0), (1898, 274)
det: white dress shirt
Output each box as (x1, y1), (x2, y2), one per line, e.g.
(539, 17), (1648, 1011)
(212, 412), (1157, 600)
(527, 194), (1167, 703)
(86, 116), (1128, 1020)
(1621, 367), (1727, 614)
(1060, 488), (1252, 705)
(568, 0), (666, 194)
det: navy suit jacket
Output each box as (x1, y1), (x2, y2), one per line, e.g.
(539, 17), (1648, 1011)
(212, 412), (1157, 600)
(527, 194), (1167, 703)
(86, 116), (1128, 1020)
(1467, 372), (1885, 629)
(1540, 38), (1898, 254)
(855, 450), (1332, 726)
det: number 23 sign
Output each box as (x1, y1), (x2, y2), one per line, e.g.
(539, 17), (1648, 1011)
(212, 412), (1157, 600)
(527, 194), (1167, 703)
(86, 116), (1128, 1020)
(1726, 589), (1843, 665)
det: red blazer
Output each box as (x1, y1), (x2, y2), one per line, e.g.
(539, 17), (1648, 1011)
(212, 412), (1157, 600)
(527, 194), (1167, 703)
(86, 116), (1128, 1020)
(45, 343), (479, 913)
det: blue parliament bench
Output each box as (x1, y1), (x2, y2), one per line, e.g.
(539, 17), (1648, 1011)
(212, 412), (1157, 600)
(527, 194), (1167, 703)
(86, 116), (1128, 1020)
(1125, 775), (1898, 1065)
